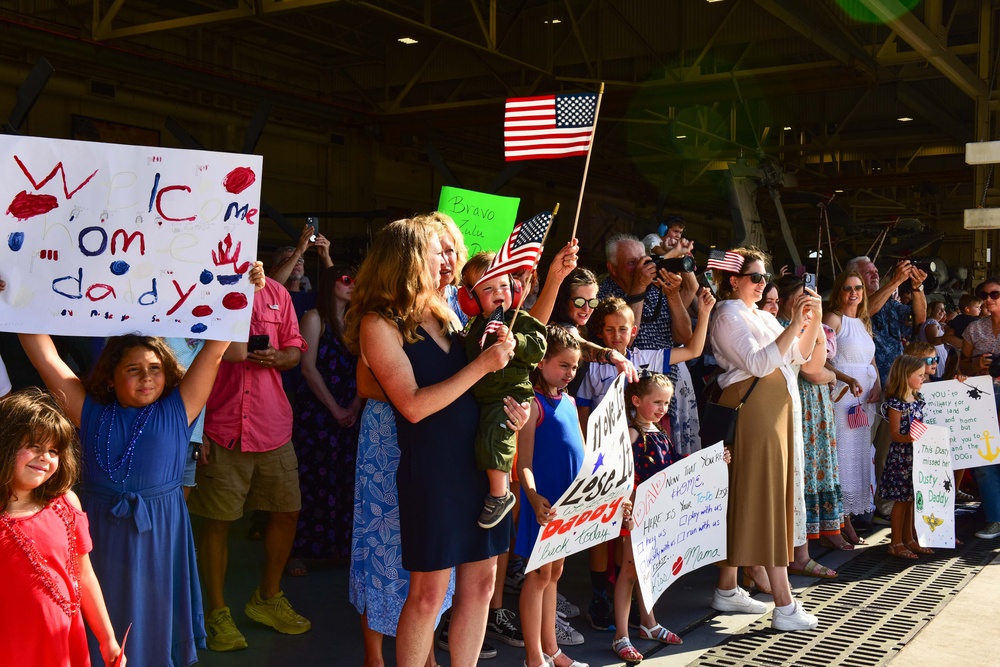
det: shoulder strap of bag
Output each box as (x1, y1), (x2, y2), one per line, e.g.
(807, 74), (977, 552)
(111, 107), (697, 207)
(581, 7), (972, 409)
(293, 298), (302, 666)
(734, 376), (762, 411)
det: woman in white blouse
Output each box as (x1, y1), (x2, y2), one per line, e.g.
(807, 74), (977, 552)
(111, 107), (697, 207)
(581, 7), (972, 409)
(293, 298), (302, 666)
(707, 247), (824, 632)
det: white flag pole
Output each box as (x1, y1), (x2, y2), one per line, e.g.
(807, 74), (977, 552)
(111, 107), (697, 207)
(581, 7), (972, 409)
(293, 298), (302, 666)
(569, 82), (604, 242)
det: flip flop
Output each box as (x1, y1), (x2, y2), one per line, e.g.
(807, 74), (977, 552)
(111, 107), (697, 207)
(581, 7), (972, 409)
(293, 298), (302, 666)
(638, 624), (682, 645)
(284, 558), (308, 577)
(788, 559), (838, 579)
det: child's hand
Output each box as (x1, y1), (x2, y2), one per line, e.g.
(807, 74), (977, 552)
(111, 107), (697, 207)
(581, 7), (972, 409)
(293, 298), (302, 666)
(723, 447), (732, 464)
(247, 261), (266, 292)
(530, 494), (554, 525)
(101, 640), (123, 667)
(697, 287), (716, 313)
(622, 500), (635, 530)
(494, 325), (511, 344)
(955, 373), (969, 383)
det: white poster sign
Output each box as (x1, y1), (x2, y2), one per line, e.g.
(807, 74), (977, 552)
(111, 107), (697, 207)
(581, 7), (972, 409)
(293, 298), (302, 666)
(913, 424), (956, 548)
(630, 443), (729, 612)
(0, 135), (262, 340)
(525, 373), (633, 572)
(921, 376), (1000, 470)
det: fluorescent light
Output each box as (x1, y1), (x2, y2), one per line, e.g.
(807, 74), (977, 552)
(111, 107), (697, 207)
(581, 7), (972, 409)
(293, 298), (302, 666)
(398, 37), (418, 45)
(783, 126), (792, 130)
(897, 116), (913, 122)
(544, 18), (561, 24)
(707, 0), (725, 3)
(835, 189), (844, 193)
(675, 135), (687, 139)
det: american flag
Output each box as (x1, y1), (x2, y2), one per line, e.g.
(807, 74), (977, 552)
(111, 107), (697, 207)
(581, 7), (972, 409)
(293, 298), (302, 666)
(705, 249), (745, 273)
(504, 93), (597, 161)
(479, 306), (506, 349)
(847, 402), (869, 429)
(910, 418), (928, 441)
(474, 212), (552, 287)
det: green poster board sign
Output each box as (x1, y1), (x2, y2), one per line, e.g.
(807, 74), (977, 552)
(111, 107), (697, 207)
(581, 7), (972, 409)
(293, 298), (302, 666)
(438, 186), (520, 256)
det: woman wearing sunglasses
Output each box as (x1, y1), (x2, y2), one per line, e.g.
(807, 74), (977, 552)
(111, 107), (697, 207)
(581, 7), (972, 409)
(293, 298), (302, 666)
(289, 264), (362, 577)
(957, 279), (1000, 540)
(823, 270), (880, 547)
(708, 246), (824, 631)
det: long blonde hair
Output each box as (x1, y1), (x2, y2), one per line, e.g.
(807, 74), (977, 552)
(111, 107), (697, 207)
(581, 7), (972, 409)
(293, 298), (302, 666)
(414, 211), (467, 287)
(343, 218), (454, 354)
(828, 270), (872, 334)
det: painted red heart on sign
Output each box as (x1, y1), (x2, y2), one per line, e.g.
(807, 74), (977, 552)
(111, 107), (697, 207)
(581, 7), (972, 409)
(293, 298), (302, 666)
(672, 556), (683, 576)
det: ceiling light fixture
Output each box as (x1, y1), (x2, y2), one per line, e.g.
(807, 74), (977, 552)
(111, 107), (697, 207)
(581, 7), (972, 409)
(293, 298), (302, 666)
(676, 135), (687, 139)
(897, 116), (913, 122)
(544, 18), (561, 24)
(783, 126), (792, 130)
(835, 189), (844, 193)
(398, 37), (418, 45)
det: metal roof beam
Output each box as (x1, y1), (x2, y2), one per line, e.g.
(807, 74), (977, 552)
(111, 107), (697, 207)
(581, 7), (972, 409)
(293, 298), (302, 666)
(896, 82), (970, 143)
(92, 1), (256, 40)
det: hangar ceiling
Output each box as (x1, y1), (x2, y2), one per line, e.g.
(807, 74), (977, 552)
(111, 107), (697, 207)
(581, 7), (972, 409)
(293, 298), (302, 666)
(0, 0), (997, 238)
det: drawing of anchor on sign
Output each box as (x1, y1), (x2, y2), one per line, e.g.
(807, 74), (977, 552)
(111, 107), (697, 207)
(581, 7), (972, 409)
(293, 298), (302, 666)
(979, 431), (1000, 463)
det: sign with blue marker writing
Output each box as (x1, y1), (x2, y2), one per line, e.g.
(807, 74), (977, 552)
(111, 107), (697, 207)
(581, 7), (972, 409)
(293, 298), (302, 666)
(525, 372), (633, 572)
(913, 423), (955, 549)
(920, 376), (1000, 470)
(0, 135), (261, 340)
(630, 443), (729, 613)
(437, 186), (520, 257)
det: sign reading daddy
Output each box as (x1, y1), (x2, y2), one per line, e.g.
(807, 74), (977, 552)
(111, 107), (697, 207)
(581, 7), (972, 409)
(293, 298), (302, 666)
(913, 424), (955, 549)
(438, 186), (520, 257)
(630, 443), (729, 613)
(525, 373), (633, 572)
(0, 135), (261, 340)
(920, 376), (1000, 470)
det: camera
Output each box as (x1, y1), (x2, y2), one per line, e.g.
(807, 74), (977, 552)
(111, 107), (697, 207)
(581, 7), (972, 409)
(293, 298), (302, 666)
(910, 259), (939, 292)
(652, 255), (696, 273)
(988, 354), (1000, 378)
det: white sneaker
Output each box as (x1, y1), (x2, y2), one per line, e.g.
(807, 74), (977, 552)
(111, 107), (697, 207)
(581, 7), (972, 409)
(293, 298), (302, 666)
(975, 522), (1000, 539)
(711, 587), (767, 614)
(771, 601), (819, 631)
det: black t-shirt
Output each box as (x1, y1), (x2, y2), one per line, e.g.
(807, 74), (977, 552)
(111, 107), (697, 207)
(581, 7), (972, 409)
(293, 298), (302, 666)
(949, 313), (977, 338)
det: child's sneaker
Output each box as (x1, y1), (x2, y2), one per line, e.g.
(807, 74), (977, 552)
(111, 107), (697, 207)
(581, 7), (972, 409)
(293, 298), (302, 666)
(556, 592), (580, 618)
(478, 490), (515, 529)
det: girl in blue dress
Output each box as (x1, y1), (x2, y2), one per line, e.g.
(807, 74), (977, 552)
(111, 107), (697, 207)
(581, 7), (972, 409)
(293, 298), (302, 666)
(516, 326), (587, 667)
(19, 262), (265, 667)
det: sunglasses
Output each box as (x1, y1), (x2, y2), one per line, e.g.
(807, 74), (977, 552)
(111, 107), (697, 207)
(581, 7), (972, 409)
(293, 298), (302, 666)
(571, 297), (600, 308)
(841, 284), (865, 293)
(977, 290), (1000, 301)
(921, 356), (939, 365)
(338, 275), (355, 287)
(738, 272), (771, 284)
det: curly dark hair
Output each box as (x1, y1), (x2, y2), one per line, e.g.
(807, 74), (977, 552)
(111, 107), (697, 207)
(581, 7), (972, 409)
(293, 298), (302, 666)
(84, 335), (185, 404)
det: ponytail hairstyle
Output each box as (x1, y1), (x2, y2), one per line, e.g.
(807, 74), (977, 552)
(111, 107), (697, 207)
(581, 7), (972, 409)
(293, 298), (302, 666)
(531, 325), (581, 396)
(624, 371), (674, 432)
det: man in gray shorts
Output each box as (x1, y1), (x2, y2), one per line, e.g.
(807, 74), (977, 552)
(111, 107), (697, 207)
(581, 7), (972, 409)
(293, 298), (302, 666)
(188, 276), (309, 651)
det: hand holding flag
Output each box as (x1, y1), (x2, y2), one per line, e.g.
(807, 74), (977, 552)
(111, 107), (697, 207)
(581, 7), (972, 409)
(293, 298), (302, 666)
(479, 306), (505, 350)
(474, 211), (553, 288)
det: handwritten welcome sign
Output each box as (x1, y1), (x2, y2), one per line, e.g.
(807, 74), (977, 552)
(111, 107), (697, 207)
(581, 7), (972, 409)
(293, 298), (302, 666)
(438, 186), (519, 257)
(921, 376), (1000, 470)
(630, 443), (729, 613)
(913, 424), (955, 549)
(0, 135), (261, 340)
(525, 373), (633, 572)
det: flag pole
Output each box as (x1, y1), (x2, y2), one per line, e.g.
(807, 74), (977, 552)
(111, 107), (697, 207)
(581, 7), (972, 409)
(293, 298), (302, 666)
(508, 203), (559, 334)
(569, 83), (604, 241)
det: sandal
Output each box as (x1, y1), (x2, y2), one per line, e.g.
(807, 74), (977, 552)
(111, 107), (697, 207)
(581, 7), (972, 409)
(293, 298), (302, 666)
(887, 543), (919, 560)
(284, 557), (308, 577)
(842, 530), (867, 546)
(638, 623), (683, 645)
(787, 559), (838, 579)
(741, 570), (772, 595)
(549, 649), (589, 667)
(906, 541), (935, 555)
(819, 536), (854, 551)
(612, 637), (644, 663)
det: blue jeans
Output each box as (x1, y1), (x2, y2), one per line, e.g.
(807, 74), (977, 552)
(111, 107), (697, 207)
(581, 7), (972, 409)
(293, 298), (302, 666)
(974, 464), (1000, 522)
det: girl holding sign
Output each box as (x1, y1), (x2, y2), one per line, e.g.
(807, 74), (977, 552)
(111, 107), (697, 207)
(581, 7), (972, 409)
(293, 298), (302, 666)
(879, 355), (934, 560)
(516, 326), (588, 667)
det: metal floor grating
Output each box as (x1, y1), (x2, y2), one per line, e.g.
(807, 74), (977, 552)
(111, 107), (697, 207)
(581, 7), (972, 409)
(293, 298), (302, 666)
(684, 535), (1000, 667)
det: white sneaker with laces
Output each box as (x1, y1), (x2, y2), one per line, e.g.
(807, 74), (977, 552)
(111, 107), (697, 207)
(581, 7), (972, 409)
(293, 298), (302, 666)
(555, 611), (584, 646)
(771, 601), (819, 631)
(711, 587), (767, 614)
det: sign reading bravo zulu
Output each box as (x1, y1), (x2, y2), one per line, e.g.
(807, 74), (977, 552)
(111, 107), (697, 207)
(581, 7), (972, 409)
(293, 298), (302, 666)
(0, 135), (261, 340)
(524, 373), (633, 572)
(920, 376), (1000, 470)
(438, 186), (520, 257)
(913, 423), (956, 549)
(630, 443), (729, 613)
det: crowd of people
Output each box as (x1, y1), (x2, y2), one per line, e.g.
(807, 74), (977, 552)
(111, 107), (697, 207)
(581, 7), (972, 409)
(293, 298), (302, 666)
(3, 212), (1000, 667)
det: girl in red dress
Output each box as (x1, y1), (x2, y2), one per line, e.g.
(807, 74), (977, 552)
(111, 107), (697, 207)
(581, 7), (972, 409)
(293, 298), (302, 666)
(0, 389), (124, 666)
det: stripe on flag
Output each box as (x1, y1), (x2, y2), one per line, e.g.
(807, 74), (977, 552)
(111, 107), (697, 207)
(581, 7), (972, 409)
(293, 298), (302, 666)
(910, 418), (928, 441)
(479, 306), (505, 349)
(504, 93), (597, 161)
(847, 402), (869, 429)
(705, 249), (745, 273)
(475, 212), (552, 287)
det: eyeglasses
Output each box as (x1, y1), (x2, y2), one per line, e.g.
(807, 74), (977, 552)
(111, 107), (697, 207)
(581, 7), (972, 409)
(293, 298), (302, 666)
(294, 258), (305, 265)
(571, 297), (600, 308)
(977, 290), (1000, 301)
(338, 275), (355, 286)
(921, 356), (939, 365)
(738, 272), (771, 284)
(841, 285), (865, 293)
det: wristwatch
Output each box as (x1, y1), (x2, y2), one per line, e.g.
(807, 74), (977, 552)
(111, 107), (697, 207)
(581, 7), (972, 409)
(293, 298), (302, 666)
(912, 283), (924, 291)
(625, 293), (645, 305)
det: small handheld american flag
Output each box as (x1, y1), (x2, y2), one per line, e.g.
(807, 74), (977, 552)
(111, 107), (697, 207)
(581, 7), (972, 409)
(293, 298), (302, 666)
(847, 400), (869, 429)
(474, 212), (553, 288)
(705, 249), (745, 273)
(479, 306), (505, 350)
(909, 418), (928, 441)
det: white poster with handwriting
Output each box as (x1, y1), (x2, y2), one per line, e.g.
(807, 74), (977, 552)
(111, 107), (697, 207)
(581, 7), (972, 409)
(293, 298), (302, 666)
(630, 443), (729, 612)
(525, 373), (634, 572)
(0, 135), (262, 340)
(913, 423), (956, 548)
(920, 376), (1000, 470)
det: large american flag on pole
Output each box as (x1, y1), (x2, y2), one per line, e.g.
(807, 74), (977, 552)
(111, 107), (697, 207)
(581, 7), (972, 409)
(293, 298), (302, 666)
(474, 211), (552, 287)
(504, 93), (598, 161)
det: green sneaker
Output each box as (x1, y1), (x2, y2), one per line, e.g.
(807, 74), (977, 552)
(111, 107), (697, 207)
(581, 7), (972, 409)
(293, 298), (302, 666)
(205, 606), (248, 652)
(244, 588), (311, 634)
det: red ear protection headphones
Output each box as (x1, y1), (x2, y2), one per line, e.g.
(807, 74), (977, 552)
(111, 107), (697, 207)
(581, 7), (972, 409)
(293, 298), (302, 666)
(458, 274), (525, 317)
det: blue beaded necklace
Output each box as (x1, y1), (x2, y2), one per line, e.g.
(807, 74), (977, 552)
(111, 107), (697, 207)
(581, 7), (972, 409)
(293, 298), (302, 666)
(94, 401), (156, 484)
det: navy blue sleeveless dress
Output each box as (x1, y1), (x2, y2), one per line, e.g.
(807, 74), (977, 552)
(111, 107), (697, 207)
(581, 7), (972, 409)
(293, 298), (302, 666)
(393, 328), (511, 571)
